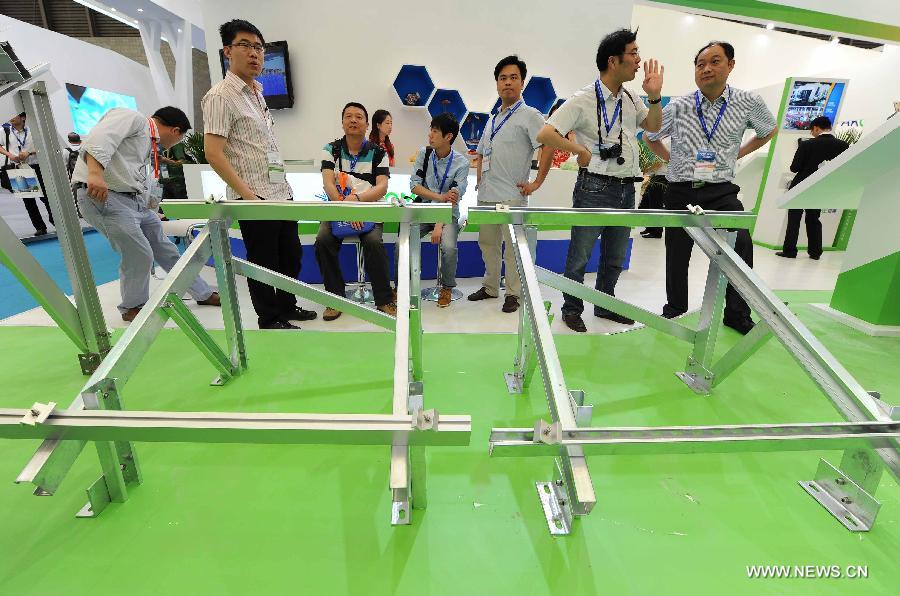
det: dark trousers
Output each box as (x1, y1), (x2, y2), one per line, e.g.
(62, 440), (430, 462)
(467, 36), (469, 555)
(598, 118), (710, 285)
(2, 164), (54, 232)
(238, 218), (301, 326)
(637, 174), (668, 236)
(663, 181), (753, 322)
(781, 208), (822, 258)
(315, 222), (393, 306)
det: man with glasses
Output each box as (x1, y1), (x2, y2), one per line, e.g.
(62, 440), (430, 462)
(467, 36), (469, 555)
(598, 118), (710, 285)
(203, 19), (317, 330)
(645, 41), (776, 335)
(537, 29), (664, 333)
(72, 106), (220, 322)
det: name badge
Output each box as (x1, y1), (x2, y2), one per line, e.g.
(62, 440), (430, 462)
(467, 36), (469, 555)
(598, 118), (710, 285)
(159, 163), (170, 180)
(482, 153), (491, 172)
(267, 151), (285, 183)
(693, 149), (716, 181)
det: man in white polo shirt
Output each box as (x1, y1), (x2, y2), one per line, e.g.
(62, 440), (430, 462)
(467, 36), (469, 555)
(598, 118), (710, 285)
(538, 29), (664, 332)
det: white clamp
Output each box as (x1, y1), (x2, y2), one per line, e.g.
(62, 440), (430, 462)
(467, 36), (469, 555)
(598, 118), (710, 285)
(205, 193), (226, 204)
(412, 408), (438, 430)
(686, 204), (705, 216)
(494, 204), (511, 212)
(21, 402), (56, 426)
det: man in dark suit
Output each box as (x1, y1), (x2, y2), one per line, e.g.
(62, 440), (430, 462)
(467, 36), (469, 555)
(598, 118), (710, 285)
(777, 116), (849, 260)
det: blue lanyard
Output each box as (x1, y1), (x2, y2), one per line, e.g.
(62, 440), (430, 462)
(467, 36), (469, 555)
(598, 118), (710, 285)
(431, 150), (455, 194)
(11, 127), (27, 150)
(489, 100), (522, 142)
(694, 89), (728, 144)
(347, 140), (367, 172)
(594, 81), (622, 135)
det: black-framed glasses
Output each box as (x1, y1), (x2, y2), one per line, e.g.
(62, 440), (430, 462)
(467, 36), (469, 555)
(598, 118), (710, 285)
(230, 41), (265, 54)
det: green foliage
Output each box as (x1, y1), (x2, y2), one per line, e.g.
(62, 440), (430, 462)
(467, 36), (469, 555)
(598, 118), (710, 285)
(182, 131), (206, 164)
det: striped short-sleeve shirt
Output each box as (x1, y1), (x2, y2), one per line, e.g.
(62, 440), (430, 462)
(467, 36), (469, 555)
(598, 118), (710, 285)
(320, 137), (390, 196)
(201, 71), (292, 200)
(645, 85), (776, 183)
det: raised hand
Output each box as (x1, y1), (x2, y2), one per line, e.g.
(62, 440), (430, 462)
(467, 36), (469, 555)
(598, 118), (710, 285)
(642, 59), (664, 99)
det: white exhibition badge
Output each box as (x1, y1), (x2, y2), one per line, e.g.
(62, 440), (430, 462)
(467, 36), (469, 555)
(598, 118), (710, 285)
(693, 149), (716, 181)
(481, 151), (491, 172)
(267, 151), (285, 183)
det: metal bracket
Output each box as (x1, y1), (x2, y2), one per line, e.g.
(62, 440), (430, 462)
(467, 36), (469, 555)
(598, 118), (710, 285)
(535, 459), (573, 535)
(799, 457), (882, 532)
(20, 402), (56, 426)
(676, 357), (715, 395)
(412, 409), (437, 431)
(78, 353), (102, 375)
(870, 391), (899, 420)
(568, 390), (592, 427)
(76, 475), (112, 518)
(534, 419), (561, 445)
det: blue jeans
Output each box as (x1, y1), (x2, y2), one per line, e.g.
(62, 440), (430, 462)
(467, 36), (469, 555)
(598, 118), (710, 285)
(392, 221), (461, 287)
(561, 173), (635, 317)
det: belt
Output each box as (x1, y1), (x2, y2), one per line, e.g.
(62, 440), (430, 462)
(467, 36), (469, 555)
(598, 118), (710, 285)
(669, 180), (731, 189)
(578, 169), (642, 184)
(72, 182), (138, 196)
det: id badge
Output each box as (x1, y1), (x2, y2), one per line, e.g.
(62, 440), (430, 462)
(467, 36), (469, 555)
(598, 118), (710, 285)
(693, 149), (716, 181)
(159, 164), (169, 179)
(267, 151), (285, 183)
(482, 153), (491, 172)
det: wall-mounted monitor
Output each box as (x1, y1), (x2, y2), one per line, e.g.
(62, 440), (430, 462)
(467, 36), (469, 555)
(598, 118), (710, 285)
(781, 79), (847, 132)
(65, 83), (138, 135)
(219, 41), (294, 109)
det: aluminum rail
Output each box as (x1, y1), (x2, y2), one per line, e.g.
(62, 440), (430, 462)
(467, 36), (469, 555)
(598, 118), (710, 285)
(161, 200), (453, 223)
(467, 206), (756, 228)
(0, 409), (471, 446)
(489, 421), (900, 457)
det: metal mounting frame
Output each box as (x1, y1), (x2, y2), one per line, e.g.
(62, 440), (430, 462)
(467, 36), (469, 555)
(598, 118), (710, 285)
(467, 206), (899, 535)
(0, 62), (111, 374)
(7, 201), (471, 526)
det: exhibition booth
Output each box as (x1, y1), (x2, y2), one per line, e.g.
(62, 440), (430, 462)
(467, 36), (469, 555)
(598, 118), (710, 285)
(1, 1), (898, 593)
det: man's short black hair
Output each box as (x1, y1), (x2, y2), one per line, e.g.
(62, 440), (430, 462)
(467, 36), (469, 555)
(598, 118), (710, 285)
(596, 29), (638, 72)
(342, 102), (368, 121)
(494, 55), (527, 80)
(219, 19), (265, 47)
(430, 113), (460, 143)
(17, 112), (26, 118)
(810, 116), (833, 130)
(152, 106), (192, 132)
(694, 41), (735, 64)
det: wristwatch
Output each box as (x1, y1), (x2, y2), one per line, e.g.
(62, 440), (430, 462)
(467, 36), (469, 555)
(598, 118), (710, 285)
(648, 97), (662, 105)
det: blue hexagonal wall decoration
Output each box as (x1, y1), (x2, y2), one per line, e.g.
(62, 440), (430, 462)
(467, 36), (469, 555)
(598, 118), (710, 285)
(523, 76), (557, 115)
(427, 89), (467, 123)
(393, 65), (435, 107)
(461, 112), (489, 152)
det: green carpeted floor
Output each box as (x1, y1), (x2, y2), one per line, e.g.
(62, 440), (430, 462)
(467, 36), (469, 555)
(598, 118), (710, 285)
(1, 296), (898, 594)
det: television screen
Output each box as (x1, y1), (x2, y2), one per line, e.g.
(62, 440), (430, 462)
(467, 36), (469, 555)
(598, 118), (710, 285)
(781, 80), (846, 131)
(65, 83), (138, 135)
(219, 41), (294, 109)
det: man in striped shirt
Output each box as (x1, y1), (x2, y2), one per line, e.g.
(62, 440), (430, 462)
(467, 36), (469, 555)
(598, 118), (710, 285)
(645, 41), (776, 335)
(203, 19), (317, 330)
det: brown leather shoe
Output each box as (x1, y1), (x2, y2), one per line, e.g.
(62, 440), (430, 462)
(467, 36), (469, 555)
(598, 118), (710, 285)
(377, 302), (397, 317)
(197, 292), (221, 306)
(467, 287), (497, 301)
(437, 287), (452, 308)
(502, 295), (520, 313)
(121, 307), (141, 322)
(323, 307), (342, 321)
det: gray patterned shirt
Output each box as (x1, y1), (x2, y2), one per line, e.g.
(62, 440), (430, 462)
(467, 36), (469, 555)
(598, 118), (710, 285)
(645, 86), (776, 183)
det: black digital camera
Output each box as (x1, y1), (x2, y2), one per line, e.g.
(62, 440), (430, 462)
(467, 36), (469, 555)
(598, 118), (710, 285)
(597, 143), (626, 165)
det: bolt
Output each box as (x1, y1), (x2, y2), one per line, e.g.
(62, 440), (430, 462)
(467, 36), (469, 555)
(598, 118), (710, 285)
(30, 409), (39, 417)
(555, 479), (563, 487)
(840, 496), (852, 505)
(542, 427), (551, 435)
(568, 432), (576, 438)
(704, 375), (712, 381)
(423, 415), (432, 423)
(835, 477), (847, 486)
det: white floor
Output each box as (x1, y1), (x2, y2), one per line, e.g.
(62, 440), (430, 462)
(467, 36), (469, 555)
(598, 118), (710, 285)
(1, 232), (842, 335)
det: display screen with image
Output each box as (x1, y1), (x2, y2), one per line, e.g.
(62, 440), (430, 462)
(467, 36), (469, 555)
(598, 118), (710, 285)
(219, 41), (294, 109)
(66, 83), (138, 135)
(782, 80), (846, 131)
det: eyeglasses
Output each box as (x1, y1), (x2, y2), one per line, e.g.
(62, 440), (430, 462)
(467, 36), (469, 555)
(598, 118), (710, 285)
(230, 41), (265, 54)
(623, 50), (640, 57)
